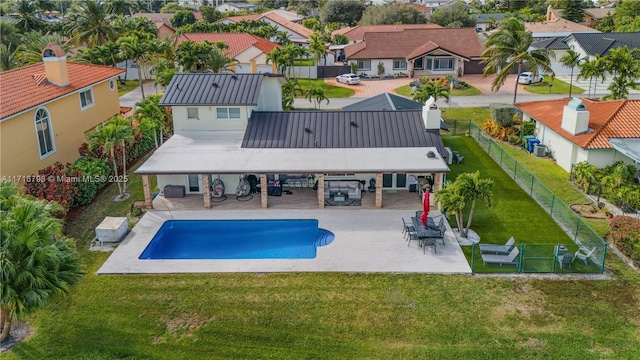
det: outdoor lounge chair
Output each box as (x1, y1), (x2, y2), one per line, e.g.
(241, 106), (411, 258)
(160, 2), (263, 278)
(479, 236), (515, 255)
(574, 246), (596, 266)
(482, 247), (519, 266)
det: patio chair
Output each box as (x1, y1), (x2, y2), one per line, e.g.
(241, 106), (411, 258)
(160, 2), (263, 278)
(438, 217), (446, 246)
(422, 237), (437, 254)
(406, 230), (421, 248)
(402, 218), (415, 240)
(481, 247), (519, 266)
(479, 236), (515, 255)
(574, 246), (596, 266)
(557, 253), (575, 269)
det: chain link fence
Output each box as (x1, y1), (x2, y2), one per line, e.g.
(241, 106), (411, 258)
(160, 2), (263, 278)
(467, 123), (607, 274)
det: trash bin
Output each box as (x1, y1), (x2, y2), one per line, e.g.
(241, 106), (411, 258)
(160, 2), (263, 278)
(527, 138), (540, 153)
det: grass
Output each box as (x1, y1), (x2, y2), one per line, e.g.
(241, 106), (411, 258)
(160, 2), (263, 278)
(394, 83), (481, 97)
(117, 80), (142, 97)
(523, 75), (585, 95)
(294, 79), (355, 98)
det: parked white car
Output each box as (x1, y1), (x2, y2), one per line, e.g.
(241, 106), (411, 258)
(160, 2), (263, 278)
(518, 72), (544, 84)
(336, 73), (361, 85)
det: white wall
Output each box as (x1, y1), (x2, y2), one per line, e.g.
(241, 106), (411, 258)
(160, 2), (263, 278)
(257, 77), (283, 111)
(289, 66), (318, 79)
(354, 59), (409, 77)
(535, 122), (577, 172)
(157, 175), (186, 195)
(172, 106), (249, 131)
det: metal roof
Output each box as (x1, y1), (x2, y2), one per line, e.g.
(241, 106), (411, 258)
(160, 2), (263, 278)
(609, 138), (640, 164)
(567, 32), (640, 56)
(242, 110), (434, 149)
(342, 93), (423, 111)
(531, 37), (570, 50)
(135, 131), (449, 175)
(159, 73), (268, 106)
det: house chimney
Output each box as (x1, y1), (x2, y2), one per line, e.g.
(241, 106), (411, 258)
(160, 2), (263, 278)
(422, 96), (441, 130)
(561, 97), (590, 135)
(42, 43), (69, 87)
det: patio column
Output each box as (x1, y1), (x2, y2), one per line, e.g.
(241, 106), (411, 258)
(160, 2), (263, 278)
(260, 174), (268, 208)
(375, 173), (383, 209)
(142, 175), (153, 209)
(202, 174), (211, 209)
(251, 59), (257, 73)
(433, 172), (442, 191)
(317, 174), (325, 209)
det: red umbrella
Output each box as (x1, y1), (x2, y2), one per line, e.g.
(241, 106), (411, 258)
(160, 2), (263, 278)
(420, 191), (430, 227)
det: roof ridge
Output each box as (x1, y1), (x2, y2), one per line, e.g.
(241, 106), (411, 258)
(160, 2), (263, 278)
(582, 100), (626, 148)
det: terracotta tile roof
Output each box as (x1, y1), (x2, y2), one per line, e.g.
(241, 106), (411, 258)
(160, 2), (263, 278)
(515, 98), (640, 149)
(133, 12), (173, 25)
(584, 7), (615, 19)
(407, 4), (432, 12)
(345, 28), (483, 60)
(0, 62), (124, 120)
(525, 18), (596, 34)
(177, 33), (280, 57)
(224, 12), (313, 39)
(334, 24), (442, 42)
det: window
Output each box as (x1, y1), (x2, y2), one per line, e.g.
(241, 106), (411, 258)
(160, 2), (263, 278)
(216, 107), (241, 119)
(357, 60), (371, 71)
(414, 58), (424, 70)
(79, 88), (93, 109)
(393, 59), (407, 70)
(34, 108), (55, 157)
(434, 58), (454, 71)
(109, 79), (115, 91)
(187, 107), (199, 119)
(426, 58), (433, 71)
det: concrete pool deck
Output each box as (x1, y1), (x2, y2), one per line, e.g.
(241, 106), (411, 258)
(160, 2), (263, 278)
(97, 209), (472, 274)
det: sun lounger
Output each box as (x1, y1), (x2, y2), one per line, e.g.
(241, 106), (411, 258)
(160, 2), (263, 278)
(478, 236), (515, 255)
(482, 247), (519, 266)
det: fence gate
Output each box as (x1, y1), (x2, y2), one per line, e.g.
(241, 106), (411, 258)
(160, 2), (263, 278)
(317, 65), (351, 78)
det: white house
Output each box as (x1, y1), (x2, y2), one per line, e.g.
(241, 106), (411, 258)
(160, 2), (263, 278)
(516, 97), (640, 172)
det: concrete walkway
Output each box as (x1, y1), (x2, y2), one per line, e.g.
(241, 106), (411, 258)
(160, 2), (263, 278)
(97, 209), (472, 274)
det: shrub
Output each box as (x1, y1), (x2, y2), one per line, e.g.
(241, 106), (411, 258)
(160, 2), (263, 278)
(520, 121), (536, 136)
(489, 103), (515, 127)
(70, 157), (112, 207)
(609, 216), (640, 266)
(24, 162), (79, 216)
(507, 135), (523, 145)
(482, 118), (518, 141)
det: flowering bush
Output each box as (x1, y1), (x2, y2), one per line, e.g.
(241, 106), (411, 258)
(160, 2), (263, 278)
(24, 162), (79, 216)
(609, 216), (640, 266)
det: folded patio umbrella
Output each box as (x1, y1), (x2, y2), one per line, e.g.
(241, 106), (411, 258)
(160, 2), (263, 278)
(420, 191), (430, 227)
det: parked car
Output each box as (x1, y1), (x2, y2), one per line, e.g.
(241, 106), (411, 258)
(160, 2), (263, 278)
(336, 73), (361, 85)
(518, 72), (544, 84)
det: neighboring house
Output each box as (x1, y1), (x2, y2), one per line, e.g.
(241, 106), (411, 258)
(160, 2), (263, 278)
(406, 3), (432, 20)
(133, 12), (173, 26)
(135, 73), (449, 209)
(177, 33), (280, 73)
(155, 22), (176, 39)
(219, 11), (313, 45)
(516, 97), (640, 172)
(473, 13), (509, 32)
(332, 24), (442, 44)
(417, 0), (455, 8)
(525, 5), (599, 40)
(0, 44), (124, 178)
(215, 2), (257, 12)
(583, 7), (615, 28)
(534, 32), (640, 74)
(344, 28), (484, 78)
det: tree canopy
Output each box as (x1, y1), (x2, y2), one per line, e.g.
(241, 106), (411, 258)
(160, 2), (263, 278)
(430, 4), (476, 28)
(360, 3), (427, 25)
(320, 0), (365, 27)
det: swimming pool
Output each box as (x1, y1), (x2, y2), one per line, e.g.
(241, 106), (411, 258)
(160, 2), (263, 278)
(139, 219), (335, 260)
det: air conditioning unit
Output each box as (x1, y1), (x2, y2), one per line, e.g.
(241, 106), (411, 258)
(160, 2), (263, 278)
(95, 217), (128, 243)
(533, 144), (547, 157)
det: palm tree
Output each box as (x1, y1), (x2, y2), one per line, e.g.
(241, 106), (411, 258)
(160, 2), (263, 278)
(435, 185), (466, 236)
(481, 17), (554, 104)
(603, 46), (640, 100)
(16, 31), (68, 65)
(413, 82), (450, 104)
(0, 181), (83, 342)
(578, 55), (606, 99)
(305, 86), (329, 110)
(282, 79), (303, 110)
(309, 33), (327, 66)
(134, 95), (168, 148)
(88, 117), (133, 198)
(205, 48), (238, 73)
(66, 0), (116, 47)
(0, 45), (20, 71)
(106, 0), (134, 16)
(266, 47), (287, 74)
(455, 171), (494, 238)
(118, 36), (155, 99)
(560, 49), (582, 97)
(12, 0), (44, 32)
(275, 31), (291, 45)
(0, 21), (21, 50)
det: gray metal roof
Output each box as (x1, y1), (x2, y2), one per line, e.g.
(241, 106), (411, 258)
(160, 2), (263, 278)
(609, 138), (640, 164)
(473, 13), (509, 23)
(242, 110), (447, 159)
(159, 73), (266, 106)
(532, 37), (570, 50)
(342, 93), (423, 111)
(567, 32), (640, 56)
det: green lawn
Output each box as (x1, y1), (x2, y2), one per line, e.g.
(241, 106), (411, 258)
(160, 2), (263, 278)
(523, 75), (585, 95)
(117, 80), (142, 97)
(294, 79), (355, 98)
(395, 83), (481, 97)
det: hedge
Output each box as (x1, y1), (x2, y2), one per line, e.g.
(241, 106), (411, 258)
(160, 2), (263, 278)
(610, 216), (640, 267)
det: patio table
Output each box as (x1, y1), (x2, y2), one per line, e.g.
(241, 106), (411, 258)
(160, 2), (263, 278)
(411, 217), (442, 239)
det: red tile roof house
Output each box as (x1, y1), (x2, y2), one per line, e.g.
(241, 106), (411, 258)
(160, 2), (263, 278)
(516, 97), (640, 172)
(344, 27), (485, 79)
(177, 33), (281, 73)
(218, 12), (313, 45)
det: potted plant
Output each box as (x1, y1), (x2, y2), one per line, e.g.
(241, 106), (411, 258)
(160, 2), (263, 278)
(377, 62), (385, 77)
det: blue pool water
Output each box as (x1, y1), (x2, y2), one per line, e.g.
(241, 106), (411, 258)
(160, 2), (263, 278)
(139, 219), (335, 260)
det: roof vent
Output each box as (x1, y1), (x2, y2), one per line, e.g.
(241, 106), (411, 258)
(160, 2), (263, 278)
(231, 74), (238, 79)
(426, 151), (436, 158)
(212, 82), (219, 88)
(176, 84), (181, 90)
(350, 121), (359, 127)
(304, 127), (313, 134)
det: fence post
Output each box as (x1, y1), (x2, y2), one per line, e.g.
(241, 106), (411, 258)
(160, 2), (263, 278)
(499, 148), (504, 166)
(574, 220), (580, 242)
(471, 243), (476, 272)
(514, 162), (518, 180)
(550, 195), (555, 215)
(518, 244), (524, 273)
(530, 175), (535, 196)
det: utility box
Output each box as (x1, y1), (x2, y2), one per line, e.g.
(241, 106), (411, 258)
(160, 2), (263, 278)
(95, 217), (128, 243)
(533, 144), (547, 157)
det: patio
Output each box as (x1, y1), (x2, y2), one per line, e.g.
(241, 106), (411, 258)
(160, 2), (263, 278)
(97, 205), (472, 274)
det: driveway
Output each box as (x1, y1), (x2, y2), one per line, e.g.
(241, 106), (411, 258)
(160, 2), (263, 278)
(325, 77), (413, 98)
